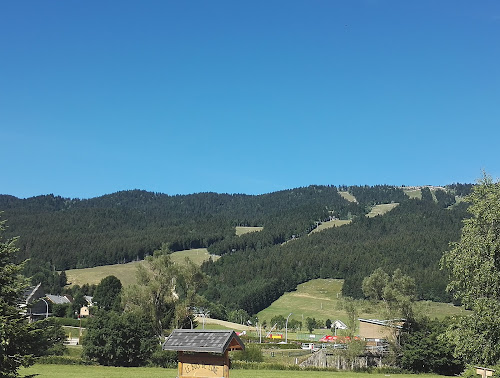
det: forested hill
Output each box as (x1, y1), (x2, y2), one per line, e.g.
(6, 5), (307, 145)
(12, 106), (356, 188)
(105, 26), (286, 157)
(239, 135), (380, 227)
(0, 183), (472, 312)
(203, 199), (469, 314)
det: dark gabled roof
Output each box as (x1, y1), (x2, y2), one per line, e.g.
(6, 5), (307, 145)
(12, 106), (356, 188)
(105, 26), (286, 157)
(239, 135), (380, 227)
(23, 282), (43, 304)
(162, 329), (245, 354)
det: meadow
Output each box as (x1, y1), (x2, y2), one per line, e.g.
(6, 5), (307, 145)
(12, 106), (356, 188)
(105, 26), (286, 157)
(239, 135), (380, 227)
(21, 364), (447, 378)
(66, 248), (217, 287)
(236, 226), (264, 236)
(365, 203), (399, 218)
(256, 278), (468, 333)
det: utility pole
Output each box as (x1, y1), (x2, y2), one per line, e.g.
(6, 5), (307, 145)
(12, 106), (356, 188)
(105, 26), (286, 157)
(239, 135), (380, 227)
(285, 313), (292, 344)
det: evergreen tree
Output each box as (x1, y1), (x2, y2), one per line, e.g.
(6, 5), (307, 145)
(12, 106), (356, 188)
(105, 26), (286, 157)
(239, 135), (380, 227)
(0, 217), (33, 377)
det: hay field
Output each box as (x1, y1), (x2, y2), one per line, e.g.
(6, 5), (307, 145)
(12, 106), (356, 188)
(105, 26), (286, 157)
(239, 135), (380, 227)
(338, 191), (357, 203)
(65, 248), (216, 287)
(366, 203), (399, 218)
(257, 279), (468, 331)
(236, 226), (264, 236)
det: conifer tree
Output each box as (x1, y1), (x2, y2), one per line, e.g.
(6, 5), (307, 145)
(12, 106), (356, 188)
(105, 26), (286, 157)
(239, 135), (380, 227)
(0, 217), (32, 377)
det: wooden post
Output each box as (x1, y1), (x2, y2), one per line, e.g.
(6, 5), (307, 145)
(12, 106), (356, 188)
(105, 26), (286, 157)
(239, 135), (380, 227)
(178, 351), (183, 378)
(476, 366), (495, 378)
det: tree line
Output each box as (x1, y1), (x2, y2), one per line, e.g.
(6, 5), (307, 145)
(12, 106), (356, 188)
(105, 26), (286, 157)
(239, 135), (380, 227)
(0, 184), (471, 315)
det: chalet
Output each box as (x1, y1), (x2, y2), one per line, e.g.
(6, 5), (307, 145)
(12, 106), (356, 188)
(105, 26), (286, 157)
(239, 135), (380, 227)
(20, 283), (48, 322)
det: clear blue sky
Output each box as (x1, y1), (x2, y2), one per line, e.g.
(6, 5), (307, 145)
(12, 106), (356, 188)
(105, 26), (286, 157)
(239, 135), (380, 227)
(1, 1), (499, 199)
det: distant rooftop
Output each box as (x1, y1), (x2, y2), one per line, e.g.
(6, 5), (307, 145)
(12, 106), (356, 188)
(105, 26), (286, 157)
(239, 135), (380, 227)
(46, 294), (71, 304)
(359, 318), (405, 329)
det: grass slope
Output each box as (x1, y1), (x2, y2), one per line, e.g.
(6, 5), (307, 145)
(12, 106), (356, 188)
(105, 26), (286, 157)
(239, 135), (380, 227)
(338, 191), (357, 203)
(366, 203), (399, 218)
(66, 248), (216, 287)
(309, 203), (398, 234)
(403, 189), (422, 199)
(257, 279), (468, 328)
(309, 220), (352, 234)
(236, 226), (264, 236)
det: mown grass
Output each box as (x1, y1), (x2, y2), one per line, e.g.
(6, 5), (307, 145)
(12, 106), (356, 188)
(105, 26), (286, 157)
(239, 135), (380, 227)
(366, 203), (399, 218)
(338, 191), (357, 203)
(256, 279), (468, 337)
(236, 226), (264, 236)
(403, 189), (422, 199)
(257, 279), (348, 329)
(66, 248), (216, 287)
(21, 364), (447, 378)
(309, 219), (352, 234)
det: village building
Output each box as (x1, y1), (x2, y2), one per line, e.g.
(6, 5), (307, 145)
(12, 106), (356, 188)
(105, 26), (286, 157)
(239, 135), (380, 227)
(20, 283), (48, 322)
(358, 318), (405, 353)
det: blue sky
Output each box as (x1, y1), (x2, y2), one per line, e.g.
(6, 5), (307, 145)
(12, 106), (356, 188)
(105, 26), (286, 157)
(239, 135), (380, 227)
(1, 1), (499, 199)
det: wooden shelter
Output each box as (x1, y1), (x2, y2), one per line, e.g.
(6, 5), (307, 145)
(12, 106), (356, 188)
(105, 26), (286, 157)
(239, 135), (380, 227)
(162, 329), (245, 378)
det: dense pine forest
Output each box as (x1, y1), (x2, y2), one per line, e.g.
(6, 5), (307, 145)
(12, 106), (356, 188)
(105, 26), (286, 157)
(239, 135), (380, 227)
(0, 183), (473, 314)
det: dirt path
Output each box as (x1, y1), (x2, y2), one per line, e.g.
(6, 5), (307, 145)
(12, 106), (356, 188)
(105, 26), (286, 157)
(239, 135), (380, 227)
(195, 317), (254, 331)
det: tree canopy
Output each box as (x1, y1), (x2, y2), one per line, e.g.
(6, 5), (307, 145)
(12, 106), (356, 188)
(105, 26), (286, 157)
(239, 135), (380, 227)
(83, 310), (156, 367)
(122, 251), (205, 338)
(93, 275), (123, 311)
(441, 174), (500, 365)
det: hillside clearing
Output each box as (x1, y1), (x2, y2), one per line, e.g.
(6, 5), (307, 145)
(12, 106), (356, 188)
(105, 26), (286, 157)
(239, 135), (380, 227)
(257, 278), (468, 328)
(310, 203), (398, 235)
(309, 219), (352, 234)
(236, 226), (264, 236)
(65, 248), (216, 287)
(403, 189), (422, 199)
(338, 191), (357, 203)
(366, 203), (399, 218)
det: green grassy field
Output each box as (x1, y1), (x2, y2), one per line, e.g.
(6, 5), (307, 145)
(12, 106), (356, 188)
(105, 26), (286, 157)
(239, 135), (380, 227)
(309, 219), (352, 234)
(21, 364), (447, 378)
(338, 191), (357, 203)
(257, 279), (346, 327)
(403, 189), (422, 199)
(257, 279), (468, 335)
(366, 203), (399, 218)
(236, 226), (264, 236)
(66, 248), (216, 287)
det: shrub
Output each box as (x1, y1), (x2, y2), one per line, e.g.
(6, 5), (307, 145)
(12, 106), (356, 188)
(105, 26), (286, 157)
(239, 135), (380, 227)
(231, 344), (264, 362)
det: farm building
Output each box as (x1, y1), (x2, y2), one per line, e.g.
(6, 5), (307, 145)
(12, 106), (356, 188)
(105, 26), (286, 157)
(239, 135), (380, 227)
(358, 318), (405, 353)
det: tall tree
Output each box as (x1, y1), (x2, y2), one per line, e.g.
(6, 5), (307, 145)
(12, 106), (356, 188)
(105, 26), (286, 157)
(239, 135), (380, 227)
(83, 310), (156, 367)
(441, 173), (500, 365)
(399, 317), (463, 375)
(362, 267), (389, 301)
(122, 252), (205, 338)
(93, 275), (122, 311)
(0, 217), (32, 377)
(362, 267), (416, 320)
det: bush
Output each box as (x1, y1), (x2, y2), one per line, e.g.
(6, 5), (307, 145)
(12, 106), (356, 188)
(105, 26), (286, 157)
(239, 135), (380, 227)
(82, 310), (157, 367)
(231, 344), (264, 362)
(36, 355), (96, 365)
(148, 347), (177, 368)
(54, 317), (88, 328)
